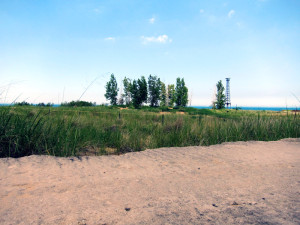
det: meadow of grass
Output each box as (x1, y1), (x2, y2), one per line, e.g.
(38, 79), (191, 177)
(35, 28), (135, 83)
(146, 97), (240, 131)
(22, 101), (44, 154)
(0, 105), (299, 157)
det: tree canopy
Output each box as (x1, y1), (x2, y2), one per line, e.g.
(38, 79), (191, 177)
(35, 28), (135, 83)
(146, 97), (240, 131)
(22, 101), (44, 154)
(167, 84), (176, 107)
(215, 80), (226, 109)
(148, 75), (161, 107)
(175, 78), (188, 107)
(130, 76), (148, 108)
(160, 81), (167, 107)
(105, 74), (119, 105)
(123, 77), (132, 105)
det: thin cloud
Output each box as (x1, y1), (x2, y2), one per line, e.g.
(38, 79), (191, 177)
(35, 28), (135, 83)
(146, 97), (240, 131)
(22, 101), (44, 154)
(200, 9), (204, 13)
(141, 35), (172, 44)
(104, 37), (115, 41)
(228, 10), (235, 18)
(149, 17), (155, 24)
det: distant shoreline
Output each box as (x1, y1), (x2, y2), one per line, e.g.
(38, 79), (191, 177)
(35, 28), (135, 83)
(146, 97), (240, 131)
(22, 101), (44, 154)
(192, 106), (299, 111)
(0, 103), (298, 111)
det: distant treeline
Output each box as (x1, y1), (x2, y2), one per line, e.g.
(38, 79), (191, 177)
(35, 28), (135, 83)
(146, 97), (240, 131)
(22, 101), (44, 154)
(61, 100), (96, 107)
(13, 101), (95, 107)
(14, 101), (54, 107)
(105, 74), (188, 108)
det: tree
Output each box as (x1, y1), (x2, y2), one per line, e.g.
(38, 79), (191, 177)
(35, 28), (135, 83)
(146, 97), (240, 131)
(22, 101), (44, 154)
(215, 80), (226, 109)
(123, 77), (132, 105)
(130, 80), (140, 108)
(148, 75), (161, 107)
(167, 84), (176, 107)
(160, 81), (167, 107)
(175, 78), (188, 107)
(105, 74), (119, 105)
(138, 76), (148, 105)
(130, 76), (148, 108)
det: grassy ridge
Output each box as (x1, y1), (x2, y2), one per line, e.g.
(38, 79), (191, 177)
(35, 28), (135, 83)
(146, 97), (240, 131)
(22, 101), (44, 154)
(0, 106), (299, 157)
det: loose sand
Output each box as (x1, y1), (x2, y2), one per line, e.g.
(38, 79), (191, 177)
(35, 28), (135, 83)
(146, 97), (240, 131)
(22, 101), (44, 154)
(0, 139), (299, 225)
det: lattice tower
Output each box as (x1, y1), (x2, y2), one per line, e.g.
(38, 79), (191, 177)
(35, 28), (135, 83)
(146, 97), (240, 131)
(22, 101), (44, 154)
(225, 78), (231, 109)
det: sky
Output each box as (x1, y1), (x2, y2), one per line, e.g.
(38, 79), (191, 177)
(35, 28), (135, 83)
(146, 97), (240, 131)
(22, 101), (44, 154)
(0, 0), (299, 107)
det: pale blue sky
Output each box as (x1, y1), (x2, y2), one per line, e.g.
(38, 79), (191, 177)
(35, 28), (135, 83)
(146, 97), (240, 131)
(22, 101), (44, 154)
(0, 0), (299, 106)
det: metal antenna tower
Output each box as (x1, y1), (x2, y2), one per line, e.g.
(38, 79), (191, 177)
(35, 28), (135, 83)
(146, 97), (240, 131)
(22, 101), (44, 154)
(225, 78), (231, 109)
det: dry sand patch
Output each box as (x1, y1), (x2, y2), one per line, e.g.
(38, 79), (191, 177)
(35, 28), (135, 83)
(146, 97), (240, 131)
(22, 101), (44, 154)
(0, 139), (299, 224)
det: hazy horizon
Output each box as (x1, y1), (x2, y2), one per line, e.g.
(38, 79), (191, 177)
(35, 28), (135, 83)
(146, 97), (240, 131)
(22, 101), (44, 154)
(0, 102), (299, 110)
(0, 0), (299, 107)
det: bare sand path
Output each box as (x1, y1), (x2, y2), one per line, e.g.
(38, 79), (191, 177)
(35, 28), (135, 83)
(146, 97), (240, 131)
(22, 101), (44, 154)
(0, 139), (299, 225)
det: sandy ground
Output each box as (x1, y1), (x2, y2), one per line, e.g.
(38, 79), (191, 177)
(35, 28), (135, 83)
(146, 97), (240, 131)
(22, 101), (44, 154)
(0, 139), (299, 225)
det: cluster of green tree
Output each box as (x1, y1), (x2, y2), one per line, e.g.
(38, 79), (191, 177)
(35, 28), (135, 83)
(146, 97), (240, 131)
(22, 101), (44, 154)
(37, 102), (53, 107)
(14, 102), (53, 107)
(105, 74), (188, 108)
(61, 100), (96, 107)
(14, 101), (32, 106)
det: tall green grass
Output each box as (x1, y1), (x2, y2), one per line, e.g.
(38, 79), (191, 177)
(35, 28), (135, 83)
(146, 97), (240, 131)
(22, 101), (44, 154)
(0, 106), (299, 157)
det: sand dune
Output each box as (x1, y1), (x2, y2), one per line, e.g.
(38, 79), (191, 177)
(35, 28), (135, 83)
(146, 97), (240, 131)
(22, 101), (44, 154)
(0, 139), (299, 225)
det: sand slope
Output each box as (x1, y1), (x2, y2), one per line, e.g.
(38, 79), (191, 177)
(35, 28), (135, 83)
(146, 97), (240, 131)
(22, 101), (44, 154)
(0, 139), (299, 225)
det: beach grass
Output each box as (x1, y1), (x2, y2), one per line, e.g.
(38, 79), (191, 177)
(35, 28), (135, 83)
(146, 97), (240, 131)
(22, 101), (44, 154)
(0, 105), (299, 157)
